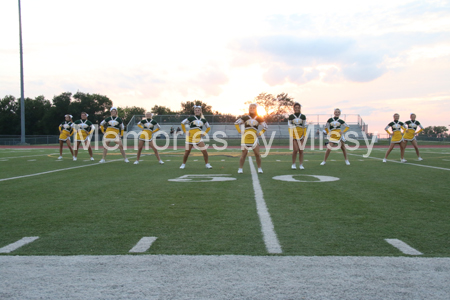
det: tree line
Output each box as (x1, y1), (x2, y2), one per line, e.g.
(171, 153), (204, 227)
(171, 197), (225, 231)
(0, 92), (148, 135)
(0, 91), (338, 135)
(418, 126), (449, 138)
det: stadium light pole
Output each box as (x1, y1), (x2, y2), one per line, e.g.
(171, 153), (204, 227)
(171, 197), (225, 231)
(18, 0), (26, 144)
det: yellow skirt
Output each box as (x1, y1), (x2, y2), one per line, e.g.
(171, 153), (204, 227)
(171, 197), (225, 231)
(329, 130), (343, 144)
(186, 128), (203, 144)
(241, 129), (258, 146)
(391, 131), (404, 143)
(403, 129), (416, 141)
(75, 131), (89, 142)
(104, 128), (120, 140)
(289, 127), (305, 140)
(59, 130), (71, 141)
(139, 130), (153, 141)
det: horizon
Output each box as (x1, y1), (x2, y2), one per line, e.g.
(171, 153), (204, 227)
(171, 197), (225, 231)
(1, 0), (450, 134)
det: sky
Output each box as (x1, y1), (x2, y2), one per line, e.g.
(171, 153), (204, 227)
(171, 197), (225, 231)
(1, 0), (450, 134)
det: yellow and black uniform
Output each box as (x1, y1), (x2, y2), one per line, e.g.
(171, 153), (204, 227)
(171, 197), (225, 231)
(73, 119), (94, 142)
(235, 114), (268, 146)
(100, 116), (124, 140)
(385, 121), (405, 143)
(138, 118), (160, 141)
(181, 116), (211, 144)
(59, 121), (74, 141)
(403, 120), (424, 141)
(288, 113), (306, 140)
(326, 117), (348, 143)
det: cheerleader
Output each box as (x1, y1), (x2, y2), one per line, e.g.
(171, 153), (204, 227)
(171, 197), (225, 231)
(180, 105), (212, 169)
(58, 114), (74, 160)
(134, 112), (164, 165)
(72, 112), (94, 161)
(235, 103), (267, 174)
(99, 107), (129, 163)
(403, 113), (424, 161)
(383, 113), (406, 163)
(320, 108), (350, 165)
(288, 102), (306, 169)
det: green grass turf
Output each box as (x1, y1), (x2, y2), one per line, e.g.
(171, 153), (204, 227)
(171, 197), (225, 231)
(0, 146), (449, 256)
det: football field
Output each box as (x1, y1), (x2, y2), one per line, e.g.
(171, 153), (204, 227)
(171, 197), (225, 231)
(1, 146), (449, 256)
(1, 145), (450, 299)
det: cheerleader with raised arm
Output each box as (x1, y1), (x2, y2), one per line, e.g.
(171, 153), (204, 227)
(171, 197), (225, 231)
(180, 105), (212, 169)
(134, 112), (164, 165)
(99, 107), (129, 163)
(288, 102), (306, 169)
(235, 103), (267, 174)
(320, 108), (350, 165)
(383, 113), (406, 163)
(72, 112), (94, 161)
(403, 113), (424, 161)
(58, 114), (75, 160)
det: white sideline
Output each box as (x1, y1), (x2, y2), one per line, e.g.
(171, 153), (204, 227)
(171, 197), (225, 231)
(129, 237), (157, 253)
(0, 237), (39, 253)
(385, 239), (423, 255)
(0, 157), (133, 182)
(248, 157), (282, 254)
(348, 153), (450, 171)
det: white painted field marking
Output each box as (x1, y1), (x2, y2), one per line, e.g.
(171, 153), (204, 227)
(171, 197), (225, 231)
(166, 160), (171, 161)
(0, 159), (8, 162)
(0, 157), (133, 182)
(276, 160), (281, 162)
(248, 157), (282, 254)
(273, 175), (340, 182)
(169, 174), (236, 182)
(0, 237), (39, 253)
(221, 159), (225, 161)
(385, 239), (423, 255)
(443, 159), (450, 161)
(27, 159), (36, 162)
(348, 153), (450, 171)
(193, 159), (198, 161)
(359, 159), (364, 161)
(330, 159), (336, 161)
(129, 237), (157, 253)
(0, 153), (58, 159)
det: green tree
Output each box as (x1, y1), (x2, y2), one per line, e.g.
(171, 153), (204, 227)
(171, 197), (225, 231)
(419, 126), (449, 138)
(433, 126), (448, 137)
(0, 95), (20, 135)
(245, 92), (295, 116)
(180, 100), (214, 115)
(117, 106), (146, 126)
(151, 105), (176, 115)
(20, 95), (52, 135)
(71, 92), (113, 125)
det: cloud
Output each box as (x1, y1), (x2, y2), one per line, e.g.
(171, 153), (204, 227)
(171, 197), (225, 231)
(233, 35), (386, 84)
(231, 0), (450, 87)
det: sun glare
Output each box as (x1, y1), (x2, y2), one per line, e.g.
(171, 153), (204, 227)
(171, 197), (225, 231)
(257, 106), (267, 116)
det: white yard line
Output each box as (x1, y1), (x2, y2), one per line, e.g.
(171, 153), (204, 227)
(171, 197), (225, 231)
(129, 237), (158, 253)
(0, 157), (135, 182)
(385, 239), (423, 255)
(248, 157), (282, 254)
(348, 153), (450, 171)
(0, 237), (39, 253)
